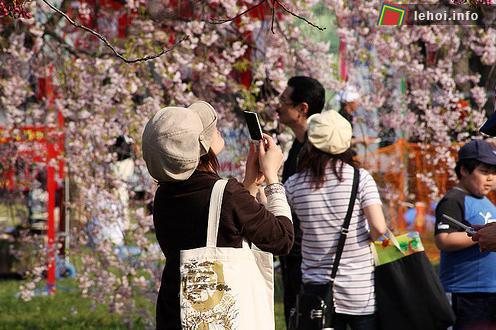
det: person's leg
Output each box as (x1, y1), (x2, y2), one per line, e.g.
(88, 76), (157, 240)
(485, 293), (496, 329)
(347, 314), (377, 330)
(332, 313), (350, 330)
(281, 255), (302, 326)
(452, 293), (490, 330)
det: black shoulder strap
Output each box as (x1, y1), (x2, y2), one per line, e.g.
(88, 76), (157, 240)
(330, 167), (360, 281)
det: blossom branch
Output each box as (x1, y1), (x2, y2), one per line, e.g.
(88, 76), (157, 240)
(273, 0), (326, 31)
(208, 0), (325, 32)
(40, 0), (189, 63)
(43, 30), (93, 58)
(275, 19), (307, 65)
(208, 0), (267, 24)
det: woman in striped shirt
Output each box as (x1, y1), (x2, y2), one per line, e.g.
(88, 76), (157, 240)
(285, 110), (388, 330)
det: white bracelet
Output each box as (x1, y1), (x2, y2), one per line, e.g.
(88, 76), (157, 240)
(264, 183), (285, 197)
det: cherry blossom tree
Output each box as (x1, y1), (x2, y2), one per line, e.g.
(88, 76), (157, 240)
(1, 0), (336, 324)
(4, 0), (495, 323)
(322, 0), (495, 204)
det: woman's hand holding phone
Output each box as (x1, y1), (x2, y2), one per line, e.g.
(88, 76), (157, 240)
(243, 143), (265, 196)
(258, 133), (283, 184)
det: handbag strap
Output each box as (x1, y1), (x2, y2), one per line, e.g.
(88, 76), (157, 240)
(371, 229), (407, 266)
(330, 168), (360, 281)
(384, 228), (403, 254)
(206, 179), (229, 247)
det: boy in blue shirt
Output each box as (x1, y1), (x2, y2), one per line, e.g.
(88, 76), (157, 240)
(435, 139), (496, 330)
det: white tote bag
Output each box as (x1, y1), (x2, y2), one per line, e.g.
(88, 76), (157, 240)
(180, 179), (275, 329)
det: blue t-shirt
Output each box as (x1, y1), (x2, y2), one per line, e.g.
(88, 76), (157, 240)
(435, 188), (496, 293)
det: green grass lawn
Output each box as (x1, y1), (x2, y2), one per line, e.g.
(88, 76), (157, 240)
(0, 279), (141, 329)
(0, 275), (287, 329)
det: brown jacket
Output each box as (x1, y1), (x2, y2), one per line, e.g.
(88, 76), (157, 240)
(153, 170), (294, 329)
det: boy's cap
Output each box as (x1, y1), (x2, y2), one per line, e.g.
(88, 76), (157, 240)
(141, 101), (217, 182)
(458, 139), (496, 165)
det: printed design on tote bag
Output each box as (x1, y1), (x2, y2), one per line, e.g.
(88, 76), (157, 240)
(181, 260), (239, 329)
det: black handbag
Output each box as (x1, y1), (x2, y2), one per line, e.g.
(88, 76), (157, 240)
(374, 239), (455, 330)
(290, 291), (329, 329)
(288, 168), (360, 330)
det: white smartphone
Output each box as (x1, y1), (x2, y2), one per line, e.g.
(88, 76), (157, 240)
(442, 214), (477, 236)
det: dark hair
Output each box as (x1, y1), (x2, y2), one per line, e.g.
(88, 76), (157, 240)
(287, 76), (325, 117)
(454, 159), (496, 180)
(197, 149), (220, 174)
(297, 143), (359, 189)
(455, 159), (480, 179)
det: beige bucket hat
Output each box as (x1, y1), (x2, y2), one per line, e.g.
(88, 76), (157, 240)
(142, 101), (217, 182)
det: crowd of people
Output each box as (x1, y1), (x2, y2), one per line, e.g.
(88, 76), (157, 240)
(140, 76), (496, 330)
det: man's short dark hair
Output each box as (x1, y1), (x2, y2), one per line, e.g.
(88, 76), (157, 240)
(287, 76), (325, 118)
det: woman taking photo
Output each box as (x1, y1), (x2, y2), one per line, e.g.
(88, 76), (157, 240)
(141, 101), (294, 329)
(285, 110), (387, 330)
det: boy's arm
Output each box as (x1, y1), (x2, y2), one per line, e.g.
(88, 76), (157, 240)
(435, 196), (477, 252)
(435, 232), (476, 252)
